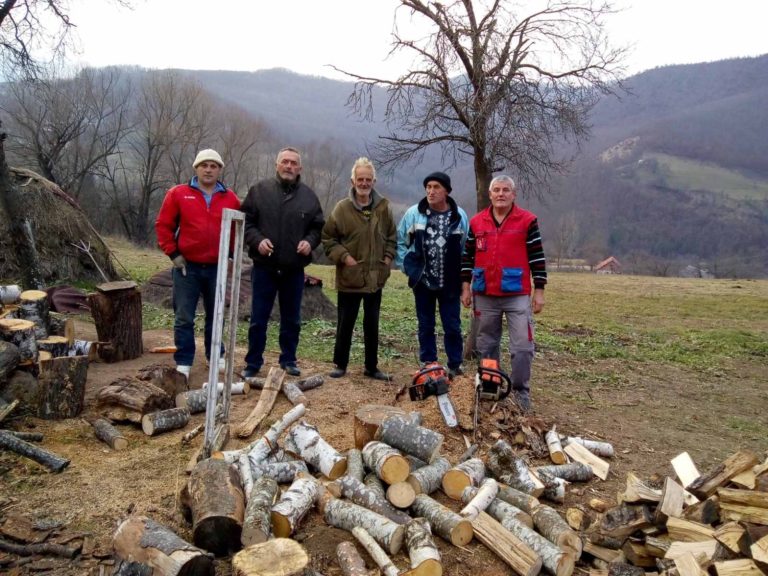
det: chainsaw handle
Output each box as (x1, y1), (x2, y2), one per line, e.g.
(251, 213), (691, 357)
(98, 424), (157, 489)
(477, 366), (512, 400)
(411, 365), (446, 386)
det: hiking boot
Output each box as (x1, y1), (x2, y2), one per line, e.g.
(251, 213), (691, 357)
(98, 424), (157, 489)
(281, 363), (301, 377)
(329, 367), (346, 378)
(364, 369), (392, 382)
(448, 366), (464, 380)
(242, 367), (260, 379)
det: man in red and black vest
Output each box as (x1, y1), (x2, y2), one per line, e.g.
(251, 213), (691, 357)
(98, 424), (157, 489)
(460, 175), (547, 412)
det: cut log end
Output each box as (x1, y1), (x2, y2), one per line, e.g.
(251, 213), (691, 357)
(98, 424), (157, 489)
(450, 519), (474, 547)
(270, 512), (292, 539)
(442, 470), (471, 500)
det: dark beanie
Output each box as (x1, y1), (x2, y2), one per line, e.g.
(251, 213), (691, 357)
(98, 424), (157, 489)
(423, 171), (452, 193)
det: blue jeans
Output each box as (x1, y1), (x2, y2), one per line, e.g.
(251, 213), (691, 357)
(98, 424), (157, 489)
(412, 282), (463, 370)
(245, 265), (304, 371)
(172, 263), (222, 366)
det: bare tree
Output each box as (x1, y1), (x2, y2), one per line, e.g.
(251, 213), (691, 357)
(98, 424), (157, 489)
(301, 138), (351, 214)
(551, 210), (580, 267)
(337, 0), (625, 209)
(215, 104), (274, 195)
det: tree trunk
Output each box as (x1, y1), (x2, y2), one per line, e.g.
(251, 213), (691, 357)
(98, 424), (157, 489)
(0, 318), (37, 363)
(142, 407), (190, 436)
(0, 429), (69, 472)
(90, 417), (127, 450)
(404, 517), (442, 576)
(232, 538), (308, 576)
(336, 541), (368, 576)
(407, 456), (451, 496)
(442, 458), (485, 500)
(37, 355), (88, 419)
(87, 281), (143, 362)
(322, 495), (405, 555)
(287, 420), (347, 480)
(376, 414), (444, 464)
(410, 493), (473, 547)
(362, 440), (409, 484)
(96, 378), (173, 423)
(241, 476), (279, 547)
(271, 475), (320, 537)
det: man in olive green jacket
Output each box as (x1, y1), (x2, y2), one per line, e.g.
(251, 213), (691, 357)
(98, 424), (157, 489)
(322, 157), (397, 380)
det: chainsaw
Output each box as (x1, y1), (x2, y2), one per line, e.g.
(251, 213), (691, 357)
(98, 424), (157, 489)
(473, 358), (512, 434)
(398, 363), (458, 427)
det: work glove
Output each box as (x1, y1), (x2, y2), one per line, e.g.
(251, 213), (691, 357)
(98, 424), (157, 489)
(172, 255), (187, 277)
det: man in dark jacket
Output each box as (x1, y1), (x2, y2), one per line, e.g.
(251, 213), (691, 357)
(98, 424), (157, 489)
(322, 157), (396, 381)
(241, 147), (324, 377)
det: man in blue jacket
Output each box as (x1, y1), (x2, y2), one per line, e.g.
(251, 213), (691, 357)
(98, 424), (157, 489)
(396, 172), (469, 378)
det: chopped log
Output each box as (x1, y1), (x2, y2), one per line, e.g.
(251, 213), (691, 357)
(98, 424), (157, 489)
(593, 503), (653, 541)
(463, 486), (534, 529)
(496, 483), (541, 514)
(232, 538), (308, 576)
(562, 436), (614, 458)
(38, 349), (52, 362)
(537, 462), (593, 483)
(404, 517), (442, 576)
(618, 472), (662, 504)
(251, 461), (309, 484)
(331, 475), (412, 524)
(0, 430), (69, 472)
(713, 521), (746, 554)
(282, 381), (308, 406)
(37, 355), (88, 419)
(87, 281), (143, 362)
(564, 442), (609, 481)
(583, 540), (624, 563)
(364, 472), (388, 499)
(247, 374), (324, 392)
(271, 475), (320, 537)
(345, 448), (364, 482)
(337, 541), (367, 576)
(470, 512), (542, 576)
(644, 535), (671, 558)
(136, 364), (189, 397)
(90, 418), (127, 450)
(354, 404), (409, 449)
(654, 477), (686, 524)
(498, 512), (575, 576)
(410, 493), (473, 546)
(664, 539), (721, 561)
(362, 440), (409, 484)
(459, 478), (499, 520)
(546, 426), (567, 465)
(487, 439), (540, 495)
(0, 340), (20, 380)
(142, 407), (190, 436)
(184, 458), (245, 556)
(536, 470), (566, 504)
(666, 516), (715, 542)
(586, 532), (624, 551)
(175, 389), (208, 414)
(687, 450), (759, 499)
(351, 526), (399, 576)
(18, 289), (49, 339)
(673, 551), (707, 576)
(681, 495), (720, 525)
(241, 476), (279, 547)
(202, 381), (248, 396)
(713, 558), (764, 576)
(719, 502), (768, 525)
(406, 454), (427, 470)
(718, 486), (768, 508)
(566, 508), (588, 531)
(236, 367), (284, 438)
(750, 533), (768, 565)
(0, 430), (43, 442)
(96, 378), (173, 423)
(533, 504), (583, 557)
(47, 311), (74, 345)
(0, 318), (37, 363)
(376, 414), (444, 464)
(288, 420), (347, 479)
(112, 516), (213, 576)
(322, 494), (405, 555)
(621, 540), (656, 568)
(0, 537), (76, 558)
(35, 336), (68, 358)
(406, 456), (451, 496)
(589, 498), (612, 513)
(387, 481), (416, 509)
(442, 457), (485, 500)
(239, 454), (254, 500)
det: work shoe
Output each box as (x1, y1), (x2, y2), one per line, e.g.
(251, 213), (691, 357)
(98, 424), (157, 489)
(176, 365), (191, 378)
(242, 367), (260, 379)
(448, 366), (464, 380)
(364, 369), (392, 382)
(329, 367), (346, 378)
(514, 391), (532, 414)
(281, 363), (301, 377)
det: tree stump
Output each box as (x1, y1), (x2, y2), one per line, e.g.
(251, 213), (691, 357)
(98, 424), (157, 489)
(37, 355), (88, 419)
(0, 318), (37, 364)
(36, 335), (69, 358)
(354, 404), (408, 449)
(87, 281), (143, 362)
(18, 289), (49, 339)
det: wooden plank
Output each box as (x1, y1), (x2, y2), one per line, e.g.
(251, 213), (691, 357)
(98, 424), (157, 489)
(687, 450), (759, 499)
(564, 442), (609, 480)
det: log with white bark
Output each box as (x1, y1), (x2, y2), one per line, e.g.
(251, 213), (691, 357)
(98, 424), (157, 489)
(236, 367), (284, 438)
(487, 439), (539, 495)
(365, 472), (388, 498)
(406, 454), (428, 471)
(387, 481), (417, 509)
(459, 478), (499, 520)
(322, 494), (405, 555)
(406, 457), (451, 496)
(271, 475), (320, 537)
(404, 517), (442, 576)
(562, 443), (610, 481)
(141, 407), (190, 436)
(545, 426), (567, 465)
(241, 476), (279, 547)
(175, 389), (208, 414)
(536, 470), (567, 504)
(287, 420), (347, 479)
(562, 436), (615, 458)
(352, 526), (400, 576)
(537, 462), (593, 483)
(345, 448), (364, 482)
(362, 440), (410, 484)
(252, 460), (309, 484)
(337, 541), (368, 576)
(181, 423), (204, 445)
(533, 504), (583, 557)
(331, 475), (412, 525)
(282, 380), (308, 406)
(410, 493), (473, 546)
(442, 458), (485, 500)
(247, 374), (324, 392)
(202, 381), (248, 395)
(354, 404), (411, 449)
(471, 512), (542, 576)
(113, 516), (213, 576)
(0, 284), (21, 304)
(376, 414), (444, 464)
(36, 335), (68, 358)
(238, 454), (254, 500)
(0, 429), (69, 472)
(462, 486), (533, 529)
(0, 318), (37, 363)
(89, 417), (127, 450)
(232, 538), (308, 576)
(18, 289), (49, 339)
(499, 513), (575, 576)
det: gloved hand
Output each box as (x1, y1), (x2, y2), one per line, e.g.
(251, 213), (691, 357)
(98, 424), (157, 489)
(172, 255), (187, 276)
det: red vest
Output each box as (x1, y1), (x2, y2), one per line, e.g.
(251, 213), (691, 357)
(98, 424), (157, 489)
(469, 205), (535, 296)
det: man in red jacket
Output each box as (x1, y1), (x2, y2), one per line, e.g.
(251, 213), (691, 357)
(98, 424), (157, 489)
(155, 149), (241, 379)
(460, 175), (547, 412)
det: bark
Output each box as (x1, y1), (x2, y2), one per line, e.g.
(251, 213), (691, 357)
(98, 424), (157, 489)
(0, 430), (43, 442)
(181, 424), (204, 445)
(362, 441), (409, 484)
(0, 318), (37, 363)
(336, 541), (367, 576)
(323, 495), (405, 555)
(354, 404), (409, 449)
(47, 312), (75, 345)
(232, 538), (308, 576)
(252, 461), (309, 484)
(533, 504), (583, 556)
(488, 440), (538, 494)
(241, 476), (279, 547)
(332, 474), (412, 525)
(0, 340), (20, 380)
(459, 478), (499, 520)
(352, 526), (399, 576)
(18, 289), (49, 339)
(90, 417), (127, 450)
(271, 475), (320, 537)
(537, 462), (593, 483)
(287, 420), (347, 479)
(537, 470), (567, 504)
(37, 355), (88, 419)
(87, 282), (143, 362)
(0, 284), (21, 305)
(407, 457), (451, 496)
(410, 493), (473, 546)
(376, 414), (444, 463)
(442, 458), (485, 500)
(0, 537), (76, 558)
(404, 517), (441, 576)
(141, 407), (191, 436)
(175, 390), (207, 414)
(238, 454), (254, 500)
(0, 430), (69, 472)
(499, 513), (575, 576)
(96, 378), (173, 423)
(364, 472), (387, 499)
(345, 448), (364, 482)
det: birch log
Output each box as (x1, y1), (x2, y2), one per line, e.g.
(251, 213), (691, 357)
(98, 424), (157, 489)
(459, 478), (499, 520)
(487, 440), (539, 495)
(337, 541), (368, 576)
(141, 407), (190, 436)
(345, 448), (364, 482)
(362, 441), (410, 484)
(410, 494), (473, 546)
(252, 461), (309, 484)
(287, 420), (347, 479)
(500, 513), (575, 576)
(387, 481), (417, 509)
(532, 504), (583, 557)
(202, 381), (248, 395)
(241, 477), (279, 547)
(271, 475), (320, 537)
(354, 404), (410, 449)
(238, 454), (254, 500)
(442, 458), (485, 500)
(376, 415), (444, 463)
(496, 484), (541, 514)
(90, 418), (127, 450)
(537, 470), (567, 504)
(407, 457), (451, 495)
(462, 486), (534, 529)
(282, 381), (308, 406)
(18, 289), (49, 339)
(175, 389), (208, 414)
(562, 436), (614, 458)
(352, 526), (400, 576)
(404, 518), (442, 576)
(0, 318), (37, 363)
(322, 495), (405, 555)
(365, 472), (388, 498)
(537, 462), (593, 483)
(332, 475), (412, 525)
(545, 426), (567, 465)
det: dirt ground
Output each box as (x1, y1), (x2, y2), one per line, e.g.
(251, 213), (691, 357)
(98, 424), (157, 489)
(1, 320), (766, 575)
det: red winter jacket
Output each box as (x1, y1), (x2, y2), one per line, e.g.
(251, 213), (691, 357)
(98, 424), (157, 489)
(155, 182), (241, 264)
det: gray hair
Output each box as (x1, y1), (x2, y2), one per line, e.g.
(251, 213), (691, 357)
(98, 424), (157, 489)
(489, 175), (516, 190)
(277, 146), (302, 165)
(351, 157), (376, 180)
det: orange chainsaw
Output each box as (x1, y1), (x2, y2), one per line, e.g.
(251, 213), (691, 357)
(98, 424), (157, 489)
(473, 358), (512, 434)
(399, 363), (458, 427)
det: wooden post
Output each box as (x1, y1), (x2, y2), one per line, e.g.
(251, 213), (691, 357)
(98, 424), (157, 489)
(87, 280), (143, 362)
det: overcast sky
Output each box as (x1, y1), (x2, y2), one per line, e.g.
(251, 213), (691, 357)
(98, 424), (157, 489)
(67, 0), (768, 80)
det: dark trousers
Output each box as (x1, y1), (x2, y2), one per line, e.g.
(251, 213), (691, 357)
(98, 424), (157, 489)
(412, 282), (463, 370)
(172, 263), (222, 366)
(333, 289), (382, 372)
(245, 265), (304, 371)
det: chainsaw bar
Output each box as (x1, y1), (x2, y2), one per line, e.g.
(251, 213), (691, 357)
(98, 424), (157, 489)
(436, 393), (458, 428)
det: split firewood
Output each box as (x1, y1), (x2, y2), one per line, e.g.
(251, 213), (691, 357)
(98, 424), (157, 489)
(561, 436), (614, 458)
(605, 562), (644, 576)
(406, 456), (450, 496)
(282, 380), (308, 406)
(362, 440), (409, 484)
(410, 493), (473, 546)
(96, 378), (173, 423)
(337, 540), (368, 576)
(271, 475), (320, 537)
(750, 533), (768, 565)
(202, 381), (248, 395)
(582, 540), (624, 563)
(537, 462), (593, 483)
(459, 478), (499, 521)
(496, 483), (541, 514)
(0, 430), (69, 472)
(0, 537), (77, 558)
(591, 503), (653, 541)
(532, 504), (583, 557)
(89, 417), (127, 450)
(566, 507), (589, 531)
(238, 454), (254, 499)
(664, 539), (724, 563)
(288, 420), (347, 479)
(232, 538), (308, 576)
(644, 535), (671, 558)
(18, 289), (49, 339)
(712, 521), (746, 554)
(241, 476), (279, 547)
(345, 448), (364, 482)
(113, 516), (213, 576)
(321, 493), (405, 555)
(442, 457), (485, 500)
(564, 442), (609, 481)
(617, 471), (662, 504)
(470, 512), (542, 576)
(181, 423), (204, 445)
(621, 540), (656, 568)
(387, 481), (416, 509)
(0, 318), (37, 363)
(673, 551), (708, 576)
(654, 476), (686, 524)
(463, 486), (533, 529)
(352, 526), (399, 576)
(687, 450), (759, 499)
(496, 511), (575, 576)
(588, 498), (612, 513)
(404, 517), (441, 576)
(354, 404), (411, 449)
(375, 414), (444, 464)
(681, 494), (720, 525)
(713, 558), (764, 576)
(330, 475), (411, 525)
(236, 366), (284, 438)
(0, 430), (43, 442)
(545, 426), (567, 465)
(252, 461), (309, 484)
(141, 407), (190, 436)
(666, 516), (716, 542)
